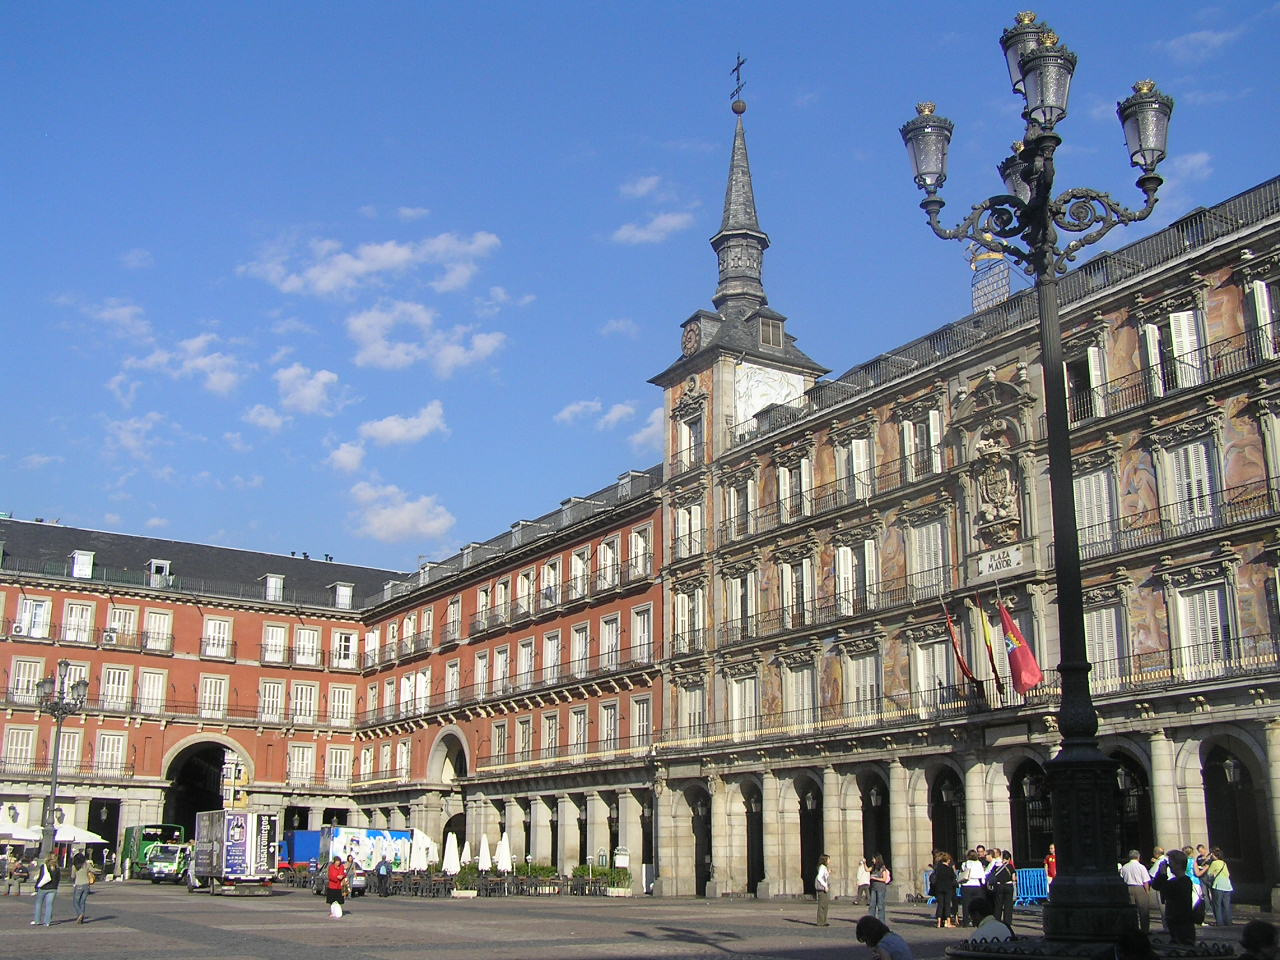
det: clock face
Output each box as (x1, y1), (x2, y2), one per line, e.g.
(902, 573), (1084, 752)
(682, 323), (701, 356)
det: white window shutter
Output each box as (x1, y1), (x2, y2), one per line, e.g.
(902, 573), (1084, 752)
(1141, 323), (1164, 398)
(928, 409), (944, 474)
(1086, 345), (1107, 416)
(901, 421), (916, 480)
(850, 437), (872, 499)
(1168, 310), (1204, 387)
(1247, 280), (1276, 360)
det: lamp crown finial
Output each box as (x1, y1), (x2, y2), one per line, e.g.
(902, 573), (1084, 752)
(916, 101), (936, 116)
(1133, 79), (1156, 95)
(1015, 11), (1037, 23)
(1039, 30), (1059, 47)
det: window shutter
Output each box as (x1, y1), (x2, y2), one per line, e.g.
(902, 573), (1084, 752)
(928, 409), (944, 473)
(1140, 323), (1164, 398)
(901, 421), (916, 480)
(850, 437), (872, 499)
(1246, 280), (1277, 360)
(836, 546), (855, 604)
(1087, 345), (1107, 416)
(1167, 310), (1204, 387)
(1171, 440), (1215, 523)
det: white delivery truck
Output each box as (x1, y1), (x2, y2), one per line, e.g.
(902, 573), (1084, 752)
(191, 810), (279, 896)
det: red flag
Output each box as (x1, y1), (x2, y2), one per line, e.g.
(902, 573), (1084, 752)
(977, 593), (1005, 699)
(941, 602), (978, 684)
(999, 602), (1044, 694)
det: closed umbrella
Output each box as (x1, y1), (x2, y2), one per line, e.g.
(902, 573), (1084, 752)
(495, 833), (513, 874)
(441, 833), (460, 876)
(478, 833), (492, 873)
(459, 840), (471, 867)
(409, 829), (429, 871)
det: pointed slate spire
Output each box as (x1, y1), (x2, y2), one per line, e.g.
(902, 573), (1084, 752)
(711, 101), (770, 320)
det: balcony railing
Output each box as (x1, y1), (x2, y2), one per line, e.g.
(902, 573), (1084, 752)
(399, 630), (433, 658)
(1077, 479), (1279, 561)
(476, 732), (651, 771)
(440, 620), (463, 645)
(199, 638), (236, 660)
(329, 648), (360, 671)
(669, 442), (706, 476)
(351, 767), (410, 790)
(624, 553), (654, 584)
(672, 530), (706, 561)
(0, 756), (134, 781)
(670, 629), (706, 656)
(1070, 325), (1280, 426)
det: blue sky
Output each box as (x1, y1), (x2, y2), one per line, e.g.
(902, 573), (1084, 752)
(4, 2), (1276, 570)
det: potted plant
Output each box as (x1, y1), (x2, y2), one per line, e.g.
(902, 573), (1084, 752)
(451, 863), (479, 898)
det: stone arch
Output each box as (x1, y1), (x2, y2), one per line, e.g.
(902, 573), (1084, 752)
(161, 732), (255, 783)
(425, 725), (471, 785)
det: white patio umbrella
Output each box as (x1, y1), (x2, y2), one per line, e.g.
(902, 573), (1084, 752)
(441, 833), (460, 876)
(495, 832), (513, 874)
(408, 829), (430, 871)
(55, 825), (107, 844)
(0, 826), (40, 843)
(478, 833), (492, 872)
(459, 839), (471, 867)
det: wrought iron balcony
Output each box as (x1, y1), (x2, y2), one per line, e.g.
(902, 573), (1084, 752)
(199, 637), (236, 660)
(672, 530), (706, 561)
(351, 767), (410, 791)
(476, 732), (651, 771)
(670, 628), (706, 656)
(669, 441), (706, 476)
(0, 756), (134, 781)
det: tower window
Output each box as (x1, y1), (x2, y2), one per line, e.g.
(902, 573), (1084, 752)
(761, 319), (783, 348)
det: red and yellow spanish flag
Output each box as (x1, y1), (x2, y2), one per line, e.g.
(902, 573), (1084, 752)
(998, 602), (1044, 695)
(977, 593), (1005, 699)
(940, 602), (978, 686)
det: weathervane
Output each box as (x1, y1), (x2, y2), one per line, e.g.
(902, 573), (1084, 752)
(730, 53), (747, 104)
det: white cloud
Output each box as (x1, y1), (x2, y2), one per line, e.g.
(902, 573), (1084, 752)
(238, 231), (500, 297)
(145, 516), (169, 529)
(223, 431), (251, 452)
(1158, 27), (1241, 63)
(629, 407), (664, 452)
(600, 318), (638, 338)
(106, 372), (139, 407)
(359, 401), (448, 446)
(20, 453), (64, 469)
(270, 316), (314, 336)
(104, 412), (166, 459)
(126, 332), (244, 394)
(555, 399), (603, 424)
(327, 441), (366, 473)
(620, 175), (661, 199)
(232, 474), (264, 489)
(397, 206), (430, 221)
(358, 204), (378, 219)
(120, 248), (154, 269)
(274, 363), (350, 415)
(243, 404), (289, 432)
(70, 296), (152, 339)
(346, 300), (505, 376)
(474, 286), (536, 318)
(104, 512), (121, 525)
(611, 212), (695, 244)
(349, 481), (456, 543)
(597, 403), (636, 430)
(269, 345), (294, 365)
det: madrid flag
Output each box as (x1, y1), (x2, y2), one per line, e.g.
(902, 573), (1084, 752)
(998, 602), (1044, 695)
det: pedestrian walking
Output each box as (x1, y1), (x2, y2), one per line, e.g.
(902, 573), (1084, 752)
(70, 852), (93, 924)
(1120, 849), (1153, 934)
(984, 849), (1016, 931)
(815, 854), (831, 926)
(930, 853), (957, 928)
(868, 854), (891, 923)
(958, 849), (985, 926)
(1044, 843), (1057, 886)
(1151, 848), (1196, 945)
(856, 858), (871, 904)
(325, 856), (347, 919)
(375, 855), (392, 897)
(1203, 847), (1233, 926)
(30, 853), (60, 927)
(855, 915), (914, 960)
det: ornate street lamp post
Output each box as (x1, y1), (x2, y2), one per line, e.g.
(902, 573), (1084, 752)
(35, 660), (90, 859)
(901, 12), (1173, 944)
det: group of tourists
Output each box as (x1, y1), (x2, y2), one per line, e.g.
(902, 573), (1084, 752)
(1138, 844), (1234, 945)
(930, 844), (1021, 932)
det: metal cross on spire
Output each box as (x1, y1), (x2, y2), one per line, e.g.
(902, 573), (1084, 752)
(730, 53), (747, 102)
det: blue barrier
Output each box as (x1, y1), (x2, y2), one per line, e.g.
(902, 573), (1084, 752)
(1015, 867), (1049, 904)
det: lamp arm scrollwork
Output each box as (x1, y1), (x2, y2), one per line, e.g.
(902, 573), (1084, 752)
(921, 194), (1033, 267)
(1046, 179), (1161, 275)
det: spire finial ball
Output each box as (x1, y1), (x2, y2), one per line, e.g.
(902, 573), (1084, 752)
(731, 99), (747, 115)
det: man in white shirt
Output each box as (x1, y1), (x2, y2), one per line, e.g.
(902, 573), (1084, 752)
(1120, 849), (1152, 933)
(815, 854), (831, 926)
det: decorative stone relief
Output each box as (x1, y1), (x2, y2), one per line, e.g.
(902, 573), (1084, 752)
(901, 619), (949, 645)
(670, 481), (707, 508)
(971, 421), (1022, 548)
(1071, 434), (1121, 476)
(671, 386), (709, 422)
(1143, 404), (1225, 450)
(771, 432), (815, 469)
(719, 551), (761, 580)
(898, 497), (953, 528)
(720, 657), (761, 679)
(831, 519), (884, 547)
(829, 411), (878, 447)
(774, 531), (820, 564)
(672, 575), (707, 596)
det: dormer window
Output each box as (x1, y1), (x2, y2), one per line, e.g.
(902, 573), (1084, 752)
(330, 582), (354, 610)
(70, 550), (94, 579)
(263, 574), (284, 602)
(761, 318), (784, 348)
(149, 559), (172, 588)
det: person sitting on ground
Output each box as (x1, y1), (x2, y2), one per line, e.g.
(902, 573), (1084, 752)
(1240, 920), (1279, 960)
(968, 896), (1013, 941)
(855, 915), (914, 960)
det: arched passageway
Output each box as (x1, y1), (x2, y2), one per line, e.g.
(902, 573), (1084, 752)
(797, 780), (823, 895)
(1009, 760), (1051, 867)
(930, 769), (965, 857)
